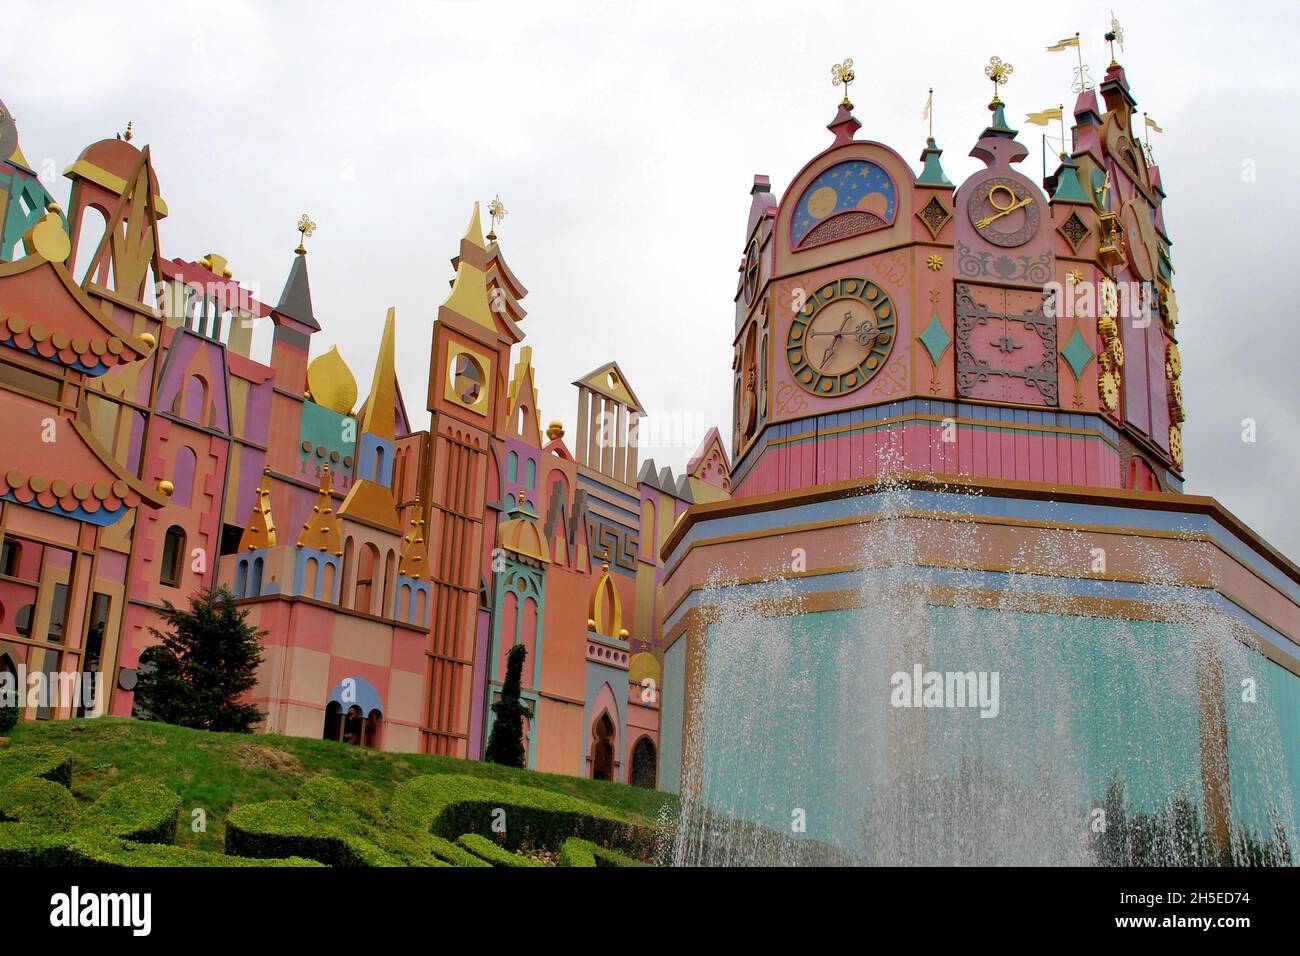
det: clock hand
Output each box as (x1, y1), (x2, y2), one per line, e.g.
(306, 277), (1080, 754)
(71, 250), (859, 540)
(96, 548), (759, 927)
(975, 197), (1032, 229)
(819, 312), (855, 365)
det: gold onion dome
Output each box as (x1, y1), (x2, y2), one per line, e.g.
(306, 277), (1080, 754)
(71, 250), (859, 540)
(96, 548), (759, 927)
(306, 345), (358, 415)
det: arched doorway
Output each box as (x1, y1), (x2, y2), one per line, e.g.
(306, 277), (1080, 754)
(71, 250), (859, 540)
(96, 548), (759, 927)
(630, 736), (657, 789)
(590, 712), (615, 781)
(323, 700), (343, 741)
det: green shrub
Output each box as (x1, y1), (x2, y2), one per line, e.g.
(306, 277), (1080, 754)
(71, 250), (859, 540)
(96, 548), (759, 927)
(80, 780), (180, 844)
(0, 778), (80, 831)
(0, 703), (18, 734)
(0, 744), (74, 788)
(400, 775), (655, 860)
(457, 832), (545, 867)
(558, 837), (647, 867)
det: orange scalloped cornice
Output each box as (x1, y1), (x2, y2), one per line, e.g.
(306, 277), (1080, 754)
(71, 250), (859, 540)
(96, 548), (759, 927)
(0, 256), (150, 374)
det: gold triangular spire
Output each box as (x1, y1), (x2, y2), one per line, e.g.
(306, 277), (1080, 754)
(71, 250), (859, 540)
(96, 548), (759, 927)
(238, 468), (277, 551)
(296, 465), (343, 555)
(398, 497), (430, 579)
(440, 204), (494, 330)
(358, 307), (397, 441)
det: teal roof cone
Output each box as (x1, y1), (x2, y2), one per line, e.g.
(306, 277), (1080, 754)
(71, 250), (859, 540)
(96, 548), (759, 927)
(917, 137), (953, 187)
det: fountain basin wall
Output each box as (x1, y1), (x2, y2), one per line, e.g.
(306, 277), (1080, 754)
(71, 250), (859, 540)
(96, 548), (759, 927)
(658, 474), (1300, 864)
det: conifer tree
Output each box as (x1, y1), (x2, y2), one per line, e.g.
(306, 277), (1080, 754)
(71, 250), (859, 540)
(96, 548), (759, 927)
(134, 587), (265, 733)
(485, 643), (528, 767)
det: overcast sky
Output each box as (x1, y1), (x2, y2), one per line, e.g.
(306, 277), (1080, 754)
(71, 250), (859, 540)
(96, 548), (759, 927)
(4, 0), (1299, 558)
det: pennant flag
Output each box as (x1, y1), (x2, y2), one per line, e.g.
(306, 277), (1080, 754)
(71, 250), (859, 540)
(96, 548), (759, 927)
(1025, 107), (1064, 126)
(921, 89), (932, 122)
(1046, 36), (1080, 52)
(1144, 115), (1164, 133)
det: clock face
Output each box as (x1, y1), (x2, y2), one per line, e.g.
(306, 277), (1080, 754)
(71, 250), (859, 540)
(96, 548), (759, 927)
(743, 237), (760, 306)
(967, 176), (1041, 247)
(786, 277), (896, 396)
(1121, 200), (1158, 282)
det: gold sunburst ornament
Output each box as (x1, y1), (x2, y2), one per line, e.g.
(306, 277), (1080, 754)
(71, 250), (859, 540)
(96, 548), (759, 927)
(984, 56), (1013, 108)
(831, 58), (855, 108)
(486, 195), (507, 242)
(296, 214), (316, 255)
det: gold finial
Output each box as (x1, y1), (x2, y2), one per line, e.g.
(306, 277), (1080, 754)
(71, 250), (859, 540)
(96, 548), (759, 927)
(295, 213), (316, 255)
(486, 194), (507, 242)
(831, 58), (855, 108)
(984, 56), (1014, 109)
(1105, 11), (1124, 67)
(123, 121), (133, 142)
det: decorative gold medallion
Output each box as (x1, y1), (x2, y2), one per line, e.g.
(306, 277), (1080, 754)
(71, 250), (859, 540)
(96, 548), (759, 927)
(1099, 369), (1119, 411)
(1169, 424), (1184, 468)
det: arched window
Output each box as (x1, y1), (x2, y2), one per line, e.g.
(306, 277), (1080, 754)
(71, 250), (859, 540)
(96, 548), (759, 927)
(630, 736), (658, 789)
(160, 526), (186, 587)
(303, 556), (319, 598)
(590, 712), (616, 781)
(343, 705), (364, 746)
(507, 450), (518, 483)
(249, 556), (264, 595)
(182, 375), (210, 426)
(382, 549), (396, 617)
(234, 558), (248, 597)
(323, 701), (343, 741)
(321, 560), (337, 603)
(524, 457), (536, 490)
(364, 709), (382, 749)
(171, 446), (197, 507)
(354, 543), (380, 615)
(0, 537), (21, 577)
(340, 537), (354, 608)
(14, 604), (33, 638)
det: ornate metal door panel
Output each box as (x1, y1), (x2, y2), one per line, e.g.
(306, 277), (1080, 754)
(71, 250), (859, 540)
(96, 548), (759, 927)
(955, 282), (1058, 407)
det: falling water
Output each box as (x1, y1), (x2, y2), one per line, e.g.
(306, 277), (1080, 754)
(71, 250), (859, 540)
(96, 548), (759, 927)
(670, 471), (1298, 866)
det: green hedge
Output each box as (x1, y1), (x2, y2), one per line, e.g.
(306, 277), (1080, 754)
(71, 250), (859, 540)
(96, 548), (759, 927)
(399, 775), (655, 860)
(456, 832), (545, 867)
(0, 744), (74, 788)
(80, 780), (180, 844)
(558, 837), (647, 867)
(0, 823), (321, 867)
(0, 778), (80, 831)
(0, 704), (18, 734)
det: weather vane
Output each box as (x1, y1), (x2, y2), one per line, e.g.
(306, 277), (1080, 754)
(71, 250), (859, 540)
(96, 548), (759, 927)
(1105, 11), (1124, 66)
(831, 58), (855, 108)
(486, 194), (507, 242)
(295, 213), (316, 255)
(984, 56), (1014, 109)
(1046, 32), (1093, 93)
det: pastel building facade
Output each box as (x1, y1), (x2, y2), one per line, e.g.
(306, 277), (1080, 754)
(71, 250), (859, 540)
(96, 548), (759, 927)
(0, 95), (725, 788)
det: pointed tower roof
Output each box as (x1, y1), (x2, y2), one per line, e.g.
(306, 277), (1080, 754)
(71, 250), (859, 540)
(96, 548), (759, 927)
(296, 465), (343, 555)
(507, 346), (543, 446)
(440, 203), (495, 331)
(917, 137), (953, 187)
(358, 307), (397, 441)
(238, 468), (277, 551)
(306, 345), (358, 415)
(826, 103), (861, 148)
(274, 250), (319, 330)
(398, 497), (430, 579)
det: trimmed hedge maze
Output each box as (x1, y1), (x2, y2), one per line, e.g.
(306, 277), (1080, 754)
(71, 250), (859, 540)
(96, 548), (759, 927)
(0, 744), (652, 867)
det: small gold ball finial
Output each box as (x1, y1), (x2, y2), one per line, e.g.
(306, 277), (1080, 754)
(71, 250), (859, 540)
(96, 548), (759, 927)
(831, 58), (855, 108)
(157, 479), (174, 497)
(296, 213), (316, 255)
(546, 419), (564, 440)
(139, 331), (157, 349)
(486, 194), (507, 242)
(984, 56), (1014, 108)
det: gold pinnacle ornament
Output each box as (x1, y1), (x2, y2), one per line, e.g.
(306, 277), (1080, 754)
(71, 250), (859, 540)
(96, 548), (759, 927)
(1105, 11), (1124, 67)
(984, 56), (1013, 108)
(831, 58), (855, 108)
(486, 195), (507, 242)
(295, 213), (316, 255)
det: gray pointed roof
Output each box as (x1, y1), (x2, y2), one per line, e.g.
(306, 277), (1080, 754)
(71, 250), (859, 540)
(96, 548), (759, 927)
(274, 253), (319, 331)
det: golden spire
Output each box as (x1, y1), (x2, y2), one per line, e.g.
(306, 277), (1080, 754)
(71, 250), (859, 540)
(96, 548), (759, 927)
(358, 307), (397, 441)
(831, 58), (855, 108)
(238, 468), (277, 552)
(296, 465), (343, 555)
(1105, 12), (1124, 68)
(122, 121), (134, 142)
(984, 56), (1014, 108)
(398, 497), (430, 579)
(486, 194), (507, 243)
(295, 213), (316, 255)
(306, 345), (358, 415)
(440, 203), (494, 329)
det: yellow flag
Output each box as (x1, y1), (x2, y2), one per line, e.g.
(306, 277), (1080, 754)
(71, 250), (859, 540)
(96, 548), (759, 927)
(1144, 115), (1164, 133)
(1046, 36), (1080, 52)
(1025, 107), (1063, 126)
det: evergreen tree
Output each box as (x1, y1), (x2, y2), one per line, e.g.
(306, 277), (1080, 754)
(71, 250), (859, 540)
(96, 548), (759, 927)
(134, 587), (266, 733)
(484, 643), (528, 767)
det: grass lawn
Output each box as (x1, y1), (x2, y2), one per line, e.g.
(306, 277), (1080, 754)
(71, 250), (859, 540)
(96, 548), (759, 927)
(4, 717), (676, 854)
